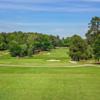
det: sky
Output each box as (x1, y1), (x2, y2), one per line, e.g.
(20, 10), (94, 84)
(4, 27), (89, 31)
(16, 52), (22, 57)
(0, 0), (100, 37)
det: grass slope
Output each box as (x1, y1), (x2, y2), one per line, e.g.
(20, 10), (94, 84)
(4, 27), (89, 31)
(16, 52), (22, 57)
(0, 47), (96, 67)
(0, 47), (72, 67)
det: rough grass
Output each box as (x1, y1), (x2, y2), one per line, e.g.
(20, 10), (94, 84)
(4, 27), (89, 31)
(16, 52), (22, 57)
(0, 67), (100, 100)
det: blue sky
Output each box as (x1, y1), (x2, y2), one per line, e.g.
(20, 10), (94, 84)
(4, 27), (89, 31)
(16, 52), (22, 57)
(0, 0), (100, 37)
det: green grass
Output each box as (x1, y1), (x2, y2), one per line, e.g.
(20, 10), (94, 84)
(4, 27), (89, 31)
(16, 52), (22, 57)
(0, 47), (100, 100)
(33, 47), (69, 60)
(0, 47), (96, 67)
(0, 67), (100, 100)
(0, 47), (72, 67)
(0, 47), (69, 60)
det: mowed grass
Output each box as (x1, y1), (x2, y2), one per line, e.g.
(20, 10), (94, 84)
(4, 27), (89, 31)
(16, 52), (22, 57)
(0, 47), (100, 100)
(0, 47), (96, 67)
(0, 47), (72, 67)
(0, 67), (100, 100)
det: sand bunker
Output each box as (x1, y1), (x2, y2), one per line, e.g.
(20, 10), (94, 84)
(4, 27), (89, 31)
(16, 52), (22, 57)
(69, 61), (77, 64)
(47, 59), (60, 62)
(47, 53), (51, 55)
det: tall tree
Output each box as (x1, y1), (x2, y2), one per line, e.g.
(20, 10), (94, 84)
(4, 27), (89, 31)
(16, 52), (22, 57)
(61, 37), (71, 47)
(93, 35), (100, 62)
(86, 16), (100, 45)
(0, 33), (7, 50)
(69, 35), (90, 61)
(9, 41), (22, 57)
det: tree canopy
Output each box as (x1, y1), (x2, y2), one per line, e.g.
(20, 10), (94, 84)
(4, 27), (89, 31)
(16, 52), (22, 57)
(69, 35), (91, 61)
(86, 16), (100, 45)
(0, 32), (61, 57)
(93, 34), (100, 62)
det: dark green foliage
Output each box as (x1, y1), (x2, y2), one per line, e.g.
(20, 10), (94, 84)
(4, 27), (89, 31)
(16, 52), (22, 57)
(93, 35), (100, 62)
(86, 16), (100, 45)
(9, 41), (22, 57)
(85, 45), (93, 59)
(0, 32), (61, 57)
(20, 44), (28, 57)
(9, 41), (28, 57)
(61, 37), (71, 47)
(0, 33), (7, 50)
(69, 35), (91, 61)
(27, 47), (33, 57)
(85, 16), (100, 62)
(49, 35), (61, 47)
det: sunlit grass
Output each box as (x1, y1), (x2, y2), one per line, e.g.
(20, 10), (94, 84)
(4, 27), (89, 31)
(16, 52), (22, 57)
(0, 67), (100, 100)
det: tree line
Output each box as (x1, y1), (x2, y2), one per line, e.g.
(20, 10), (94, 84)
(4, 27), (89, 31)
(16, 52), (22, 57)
(0, 32), (62, 57)
(0, 16), (100, 62)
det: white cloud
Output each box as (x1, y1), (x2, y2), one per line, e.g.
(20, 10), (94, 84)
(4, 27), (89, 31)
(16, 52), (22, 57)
(81, 0), (100, 2)
(0, 2), (100, 13)
(0, 0), (62, 4)
(1, 0), (100, 3)
(0, 0), (100, 13)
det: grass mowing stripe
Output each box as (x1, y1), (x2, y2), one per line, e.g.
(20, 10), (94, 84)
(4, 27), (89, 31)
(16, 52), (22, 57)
(0, 67), (100, 100)
(0, 67), (100, 74)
